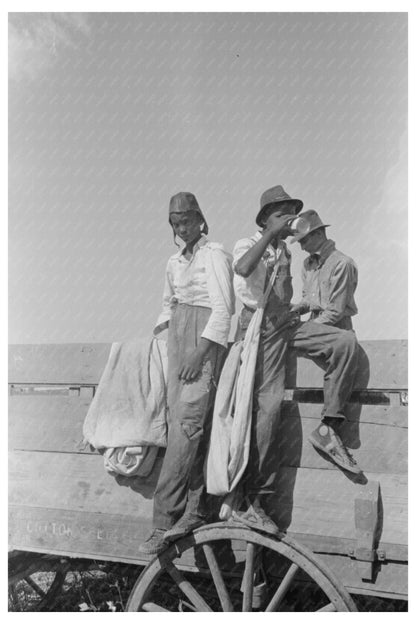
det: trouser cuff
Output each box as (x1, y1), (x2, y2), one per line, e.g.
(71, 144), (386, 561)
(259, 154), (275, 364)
(321, 414), (345, 427)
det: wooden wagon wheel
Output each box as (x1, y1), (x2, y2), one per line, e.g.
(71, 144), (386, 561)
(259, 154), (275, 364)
(127, 523), (357, 612)
(8, 554), (69, 612)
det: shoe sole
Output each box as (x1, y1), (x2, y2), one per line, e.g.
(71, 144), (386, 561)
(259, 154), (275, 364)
(163, 521), (206, 544)
(309, 437), (362, 474)
(230, 513), (280, 535)
(138, 546), (166, 556)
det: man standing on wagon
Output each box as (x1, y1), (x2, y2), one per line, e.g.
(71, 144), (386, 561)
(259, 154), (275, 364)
(139, 192), (234, 555)
(231, 185), (361, 534)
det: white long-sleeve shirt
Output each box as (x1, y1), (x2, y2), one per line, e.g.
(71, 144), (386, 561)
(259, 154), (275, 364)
(233, 232), (292, 309)
(155, 236), (235, 348)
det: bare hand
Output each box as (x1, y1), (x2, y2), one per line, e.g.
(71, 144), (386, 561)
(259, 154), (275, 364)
(265, 213), (294, 237)
(178, 349), (205, 382)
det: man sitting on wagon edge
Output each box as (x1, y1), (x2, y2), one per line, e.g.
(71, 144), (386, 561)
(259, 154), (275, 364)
(231, 185), (362, 534)
(290, 209), (358, 331)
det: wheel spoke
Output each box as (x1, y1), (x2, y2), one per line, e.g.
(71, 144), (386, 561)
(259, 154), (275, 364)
(142, 602), (170, 612)
(24, 576), (47, 598)
(9, 585), (20, 611)
(242, 542), (256, 612)
(126, 526), (356, 612)
(317, 603), (337, 612)
(166, 562), (212, 612)
(202, 544), (234, 612)
(265, 562), (299, 612)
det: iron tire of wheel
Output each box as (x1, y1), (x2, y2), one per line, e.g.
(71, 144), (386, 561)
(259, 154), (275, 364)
(126, 523), (357, 612)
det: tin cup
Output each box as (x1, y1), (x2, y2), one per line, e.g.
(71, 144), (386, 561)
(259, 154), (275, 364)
(287, 216), (308, 236)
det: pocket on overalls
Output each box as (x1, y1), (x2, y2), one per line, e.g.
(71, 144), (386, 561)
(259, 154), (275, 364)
(179, 360), (213, 440)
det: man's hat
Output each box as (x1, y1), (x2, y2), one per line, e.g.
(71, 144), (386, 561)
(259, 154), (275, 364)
(290, 209), (330, 243)
(256, 185), (303, 227)
(169, 192), (208, 234)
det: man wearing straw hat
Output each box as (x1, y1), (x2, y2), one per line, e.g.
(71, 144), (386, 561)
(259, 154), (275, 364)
(290, 209), (358, 330)
(231, 185), (361, 533)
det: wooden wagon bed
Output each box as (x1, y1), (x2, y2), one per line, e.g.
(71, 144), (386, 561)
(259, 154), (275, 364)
(8, 340), (408, 601)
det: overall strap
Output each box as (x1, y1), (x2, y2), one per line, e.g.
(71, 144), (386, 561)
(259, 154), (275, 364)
(259, 260), (280, 309)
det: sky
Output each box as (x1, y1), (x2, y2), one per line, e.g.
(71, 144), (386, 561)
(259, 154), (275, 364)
(8, 11), (407, 344)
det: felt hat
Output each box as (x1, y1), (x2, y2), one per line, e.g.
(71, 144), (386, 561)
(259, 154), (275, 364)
(168, 192), (208, 234)
(290, 209), (330, 243)
(256, 185), (303, 227)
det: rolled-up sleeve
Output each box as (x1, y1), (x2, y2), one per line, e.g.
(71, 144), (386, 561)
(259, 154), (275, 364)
(201, 247), (235, 347)
(232, 238), (253, 271)
(315, 260), (357, 325)
(154, 260), (174, 334)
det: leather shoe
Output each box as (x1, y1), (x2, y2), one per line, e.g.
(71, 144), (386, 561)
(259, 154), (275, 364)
(163, 513), (206, 543)
(138, 528), (167, 555)
(232, 498), (279, 535)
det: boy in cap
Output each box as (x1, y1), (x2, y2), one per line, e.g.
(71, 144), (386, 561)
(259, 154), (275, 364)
(232, 186), (361, 533)
(139, 192), (235, 555)
(290, 209), (358, 330)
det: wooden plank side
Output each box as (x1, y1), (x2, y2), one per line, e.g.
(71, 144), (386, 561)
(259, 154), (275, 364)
(8, 505), (153, 565)
(285, 340), (408, 390)
(9, 396), (91, 454)
(9, 396), (407, 474)
(9, 451), (407, 548)
(284, 532), (407, 561)
(270, 468), (407, 547)
(313, 554), (407, 600)
(8, 505), (408, 595)
(8, 344), (111, 385)
(277, 410), (407, 474)
(284, 403), (408, 428)
(9, 451), (161, 514)
(9, 505), (407, 594)
(9, 340), (408, 390)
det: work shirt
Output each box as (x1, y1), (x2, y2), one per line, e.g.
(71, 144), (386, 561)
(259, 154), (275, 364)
(233, 231), (293, 310)
(300, 239), (358, 328)
(155, 235), (235, 348)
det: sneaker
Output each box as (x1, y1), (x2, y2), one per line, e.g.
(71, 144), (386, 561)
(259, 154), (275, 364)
(309, 424), (363, 474)
(163, 513), (206, 544)
(232, 498), (279, 535)
(138, 528), (167, 555)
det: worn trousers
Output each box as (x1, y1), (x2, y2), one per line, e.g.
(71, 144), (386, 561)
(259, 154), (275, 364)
(237, 307), (359, 496)
(153, 304), (224, 530)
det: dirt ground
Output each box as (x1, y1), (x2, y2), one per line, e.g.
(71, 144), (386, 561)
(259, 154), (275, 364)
(8, 559), (408, 612)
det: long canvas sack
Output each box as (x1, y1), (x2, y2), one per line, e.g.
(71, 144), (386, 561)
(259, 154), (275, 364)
(206, 259), (280, 495)
(82, 336), (168, 477)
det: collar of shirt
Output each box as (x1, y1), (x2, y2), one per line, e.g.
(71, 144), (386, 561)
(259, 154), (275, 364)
(309, 239), (336, 268)
(173, 234), (208, 261)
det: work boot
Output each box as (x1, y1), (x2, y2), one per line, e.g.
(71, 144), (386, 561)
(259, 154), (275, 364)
(309, 424), (363, 474)
(138, 528), (167, 555)
(232, 498), (279, 535)
(163, 513), (206, 543)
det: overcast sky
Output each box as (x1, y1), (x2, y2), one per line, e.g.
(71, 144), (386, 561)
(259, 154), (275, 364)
(9, 12), (407, 343)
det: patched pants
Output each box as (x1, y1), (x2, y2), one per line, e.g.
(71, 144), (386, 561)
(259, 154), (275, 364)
(153, 304), (225, 529)
(237, 308), (359, 496)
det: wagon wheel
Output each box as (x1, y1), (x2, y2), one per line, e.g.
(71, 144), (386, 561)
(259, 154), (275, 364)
(8, 554), (69, 612)
(127, 523), (357, 612)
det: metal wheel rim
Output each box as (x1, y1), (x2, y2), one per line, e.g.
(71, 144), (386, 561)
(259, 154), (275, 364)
(127, 524), (357, 612)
